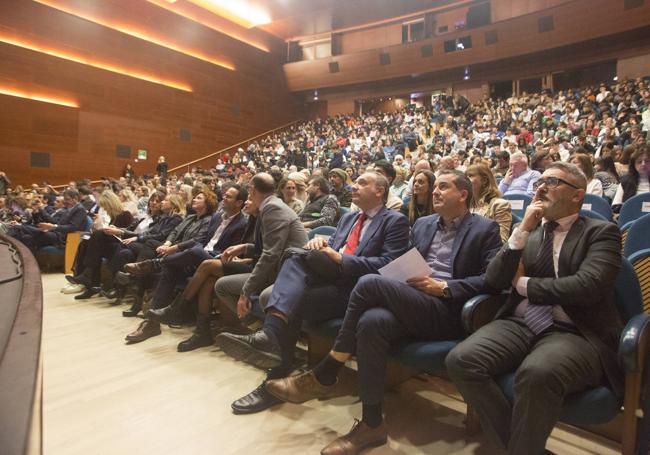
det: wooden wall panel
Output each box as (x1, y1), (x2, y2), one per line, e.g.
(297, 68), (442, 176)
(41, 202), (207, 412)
(341, 24), (402, 54)
(284, 0), (650, 92)
(491, 0), (571, 23)
(617, 52), (650, 80)
(0, 0), (303, 186)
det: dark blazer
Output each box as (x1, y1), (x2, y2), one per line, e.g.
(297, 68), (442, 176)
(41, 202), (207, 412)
(204, 211), (247, 255)
(411, 212), (502, 304)
(486, 216), (623, 396)
(123, 214), (183, 243)
(241, 196), (308, 297)
(328, 206), (410, 277)
(43, 202), (88, 242)
(166, 213), (212, 251)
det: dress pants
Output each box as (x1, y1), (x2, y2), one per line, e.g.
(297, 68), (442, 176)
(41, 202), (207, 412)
(331, 274), (463, 405)
(150, 246), (212, 309)
(11, 224), (61, 251)
(445, 319), (603, 455)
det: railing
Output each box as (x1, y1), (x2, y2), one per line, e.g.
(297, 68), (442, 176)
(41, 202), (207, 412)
(0, 235), (43, 455)
(168, 119), (302, 174)
(49, 118), (303, 189)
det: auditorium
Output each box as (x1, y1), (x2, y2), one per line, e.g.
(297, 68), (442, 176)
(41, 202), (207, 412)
(1, 0), (650, 454)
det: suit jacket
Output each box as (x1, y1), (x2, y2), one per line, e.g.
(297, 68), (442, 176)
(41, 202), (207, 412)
(411, 212), (503, 305)
(167, 213), (212, 251)
(242, 196), (308, 297)
(44, 203), (88, 242)
(204, 211), (247, 255)
(486, 216), (623, 396)
(328, 206), (410, 278)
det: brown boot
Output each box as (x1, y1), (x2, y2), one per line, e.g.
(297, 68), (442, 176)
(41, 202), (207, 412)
(265, 370), (338, 404)
(125, 320), (161, 343)
(321, 420), (387, 455)
(124, 259), (160, 276)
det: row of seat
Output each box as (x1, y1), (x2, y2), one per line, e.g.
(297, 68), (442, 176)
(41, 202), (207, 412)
(268, 209), (650, 454)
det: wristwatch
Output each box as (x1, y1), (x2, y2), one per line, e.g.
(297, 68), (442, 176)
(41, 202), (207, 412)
(442, 283), (452, 299)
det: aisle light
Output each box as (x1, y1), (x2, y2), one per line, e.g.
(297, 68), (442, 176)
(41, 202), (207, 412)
(33, 0), (235, 70)
(0, 87), (78, 108)
(0, 35), (193, 92)
(146, 0), (270, 52)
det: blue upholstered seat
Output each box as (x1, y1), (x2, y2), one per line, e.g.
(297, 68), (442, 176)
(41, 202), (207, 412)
(582, 193), (613, 221)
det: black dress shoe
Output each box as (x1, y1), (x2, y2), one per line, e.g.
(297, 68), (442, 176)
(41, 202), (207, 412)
(74, 287), (100, 300)
(122, 297), (142, 317)
(100, 288), (118, 300)
(215, 330), (282, 370)
(115, 271), (133, 287)
(231, 382), (282, 414)
(66, 273), (91, 287)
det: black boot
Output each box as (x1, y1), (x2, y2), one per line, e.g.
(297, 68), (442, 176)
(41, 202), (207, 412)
(122, 293), (142, 317)
(177, 314), (213, 352)
(146, 295), (190, 325)
(66, 268), (93, 287)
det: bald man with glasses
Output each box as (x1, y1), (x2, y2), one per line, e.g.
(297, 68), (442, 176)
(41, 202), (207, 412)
(446, 162), (623, 455)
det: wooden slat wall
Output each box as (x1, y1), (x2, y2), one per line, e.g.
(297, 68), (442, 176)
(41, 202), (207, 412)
(0, 0), (303, 187)
(283, 0), (650, 92)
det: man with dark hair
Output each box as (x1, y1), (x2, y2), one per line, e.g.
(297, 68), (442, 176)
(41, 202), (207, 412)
(446, 162), (622, 455)
(216, 171), (410, 415)
(299, 176), (340, 229)
(264, 169), (502, 454)
(139, 184), (249, 329)
(10, 189), (87, 251)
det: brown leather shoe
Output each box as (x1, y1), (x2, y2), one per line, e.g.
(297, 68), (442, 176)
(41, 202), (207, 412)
(265, 370), (337, 404)
(124, 259), (159, 277)
(321, 419), (387, 455)
(125, 320), (161, 343)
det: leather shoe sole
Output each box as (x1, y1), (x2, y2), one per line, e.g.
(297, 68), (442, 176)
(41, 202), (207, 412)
(215, 332), (282, 370)
(231, 383), (282, 415)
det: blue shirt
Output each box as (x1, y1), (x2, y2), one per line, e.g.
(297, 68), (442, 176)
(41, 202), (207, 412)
(498, 168), (541, 197)
(425, 213), (468, 280)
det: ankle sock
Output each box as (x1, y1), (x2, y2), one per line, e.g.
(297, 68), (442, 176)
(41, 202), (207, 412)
(362, 403), (383, 428)
(313, 354), (344, 386)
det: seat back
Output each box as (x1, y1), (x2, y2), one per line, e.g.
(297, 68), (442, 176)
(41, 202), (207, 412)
(582, 194), (613, 221)
(615, 257), (643, 323)
(618, 193), (650, 228)
(624, 213), (650, 259)
(502, 193), (532, 218)
(510, 213), (521, 235)
(308, 225), (336, 240)
(579, 209), (609, 221)
(339, 206), (350, 217)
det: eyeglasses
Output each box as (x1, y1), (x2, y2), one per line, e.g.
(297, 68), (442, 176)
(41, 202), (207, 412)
(533, 177), (581, 191)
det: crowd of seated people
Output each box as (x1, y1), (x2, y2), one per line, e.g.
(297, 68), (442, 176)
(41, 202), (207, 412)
(0, 75), (649, 455)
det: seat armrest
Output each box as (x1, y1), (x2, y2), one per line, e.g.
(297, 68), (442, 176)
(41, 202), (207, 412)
(618, 313), (650, 373)
(461, 293), (508, 335)
(627, 248), (650, 263)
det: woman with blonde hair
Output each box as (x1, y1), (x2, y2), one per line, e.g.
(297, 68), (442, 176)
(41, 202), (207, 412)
(118, 188), (139, 216)
(391, 166), (409, 201)
(465, 164), (512, 243)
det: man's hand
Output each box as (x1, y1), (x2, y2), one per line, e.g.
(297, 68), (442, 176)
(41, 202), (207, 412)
(406, 276), (445, 297)
(520, 200), (545, 232)
(237, 295), (251, 319)
(305, 237), (328, 250)
(503, 168), (514, 185)
(122, 237), (137, 245)
(222, 244), (246, 263)
(156, 244), (178, 257)
(320, 246), (343, 265)
(37, 222), (56, 232)
(512, 258), (525, 289)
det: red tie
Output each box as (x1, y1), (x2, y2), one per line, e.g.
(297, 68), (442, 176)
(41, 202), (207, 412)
(343, 213), (367, 255)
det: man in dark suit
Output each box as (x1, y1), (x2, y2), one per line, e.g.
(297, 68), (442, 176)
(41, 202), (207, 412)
(264, 170), (502, 454)
(124, 185), (248, 342)
(445, 162), (622, 455)
(10, 188), (87, 251)
(216, 171), (410, 414)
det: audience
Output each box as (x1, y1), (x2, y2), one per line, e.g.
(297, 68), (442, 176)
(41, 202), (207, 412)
(466, 164), (513, 242)
(400, 169), (436, 225)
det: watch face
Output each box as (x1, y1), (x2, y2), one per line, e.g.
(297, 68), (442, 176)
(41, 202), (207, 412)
(443, 287), (451, 298)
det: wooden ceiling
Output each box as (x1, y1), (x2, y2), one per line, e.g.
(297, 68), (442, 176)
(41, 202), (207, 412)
(248, 0), (464, 40)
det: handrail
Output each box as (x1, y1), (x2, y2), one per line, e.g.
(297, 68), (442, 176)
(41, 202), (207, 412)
(168, 119), (303, 173)
(0, 235), (43, 455)
(48, 118), (303, 189)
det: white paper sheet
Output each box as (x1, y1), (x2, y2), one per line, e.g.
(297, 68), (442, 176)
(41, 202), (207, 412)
(378, 247), (433, 282)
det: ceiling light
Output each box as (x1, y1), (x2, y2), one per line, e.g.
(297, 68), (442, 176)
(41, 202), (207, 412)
(0, 35), (192, 92)
(33, 0), (235, 70)
(147, 0), (270, 52)
(186, 0), (271, 28)
(0, 87), (78, 108)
